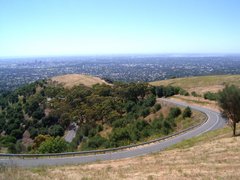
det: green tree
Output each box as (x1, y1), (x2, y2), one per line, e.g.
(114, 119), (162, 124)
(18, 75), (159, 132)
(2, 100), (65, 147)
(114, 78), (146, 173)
(154, 104), (161, 111)
(204, 91), (219, 101)
(84, 135), (108, 150)
(48, 125), (64, 137)
(182, 106), (192, 118)
(156, 86), (164, 97)
(32, 107), (45, 120)
(28, 127), (38, 138)
(140, 108), (150, 117)
(162, 120), (172, 135)
(10, 129), (23, 139)
(59, 113), (71, 128)
(0, 135), (16, 146)
(32, 134), (51, 150)
(151, 114), (164, 131)
(191, 91), (198, 97)
(37, 137), (68, 153)
(168, 107), (181, 118)
(218, 85), (240, 136)
(25, 100), (39, 115)
(0, 114), (5, 132)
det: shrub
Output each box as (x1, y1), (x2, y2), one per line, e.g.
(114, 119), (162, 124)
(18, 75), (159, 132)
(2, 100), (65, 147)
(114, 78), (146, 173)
(7, 143), (17, 153)
(154, 104), (161, 111)
(32, 134), (51, 150)
(191, 91), (198, 97)
(168, 107), (181, 118)
(161, 120), (172, 135)
(10, 129), (23, 139)
(151, 117), (163, 130)
(32, 108), (45, 120)
(37, 137), (68, 153)
(112, 118), (130, 128)
(143, 95), (156, 107)
(84, 135), (108, 149)
(140, 108), (150, 117)
(110, 128), (130, 145)
(0, 135), (17, 146)
(48, 125), (64, 137)
(179, 89), (189, 96)
(182, 106), (192, 118)
(28, 127), (38, 138)
(204, 91), (219, 101)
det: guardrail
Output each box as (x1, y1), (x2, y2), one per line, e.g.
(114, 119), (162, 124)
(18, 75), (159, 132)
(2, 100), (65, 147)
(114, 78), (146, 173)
(0, 113), (207, 159)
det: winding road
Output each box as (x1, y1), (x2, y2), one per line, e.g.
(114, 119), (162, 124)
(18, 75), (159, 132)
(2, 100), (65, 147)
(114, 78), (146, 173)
(0, 99), (226, 167)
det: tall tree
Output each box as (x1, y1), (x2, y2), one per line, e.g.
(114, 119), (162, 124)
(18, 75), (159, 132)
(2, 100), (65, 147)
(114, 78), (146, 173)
(218, 85), (240, 136)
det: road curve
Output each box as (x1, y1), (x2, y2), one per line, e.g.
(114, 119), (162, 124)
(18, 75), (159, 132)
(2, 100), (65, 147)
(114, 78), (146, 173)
(0, 98), (226, 167)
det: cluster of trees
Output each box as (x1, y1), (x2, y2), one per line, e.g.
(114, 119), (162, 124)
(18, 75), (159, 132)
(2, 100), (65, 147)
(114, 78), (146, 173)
(155, 85), (189, 97)
(78, 106), (191, 150)
(0, 79), (192, 153)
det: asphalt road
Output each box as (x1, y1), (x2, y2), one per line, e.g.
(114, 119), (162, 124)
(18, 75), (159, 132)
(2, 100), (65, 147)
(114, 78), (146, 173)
(0, 99), (226, 167)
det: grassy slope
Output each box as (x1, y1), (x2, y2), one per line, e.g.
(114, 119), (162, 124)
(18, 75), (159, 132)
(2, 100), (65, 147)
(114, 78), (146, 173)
(1, 126), (240, 180)
(150, 75), (240, 94)
(50, 74), (110, 88)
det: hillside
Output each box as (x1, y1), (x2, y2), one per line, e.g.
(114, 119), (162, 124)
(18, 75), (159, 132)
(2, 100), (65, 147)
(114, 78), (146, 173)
(51, 74), (110, 88)
(150, 75), (240, 94)
(1, 78), (200, 155)
(1, 126), (239, 180)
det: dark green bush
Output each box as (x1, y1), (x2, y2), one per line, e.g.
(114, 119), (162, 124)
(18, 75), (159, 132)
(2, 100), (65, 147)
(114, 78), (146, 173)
(204, 91), (219, 101)
(154, 104), (161, 111)
(168, 107), (181, 118)
(84, 135), (108, 149)
(48, 125), (64, 137)
(10, 129), (23, 139)
(182, 106), (192, 118)
(37, 137), (68, 154)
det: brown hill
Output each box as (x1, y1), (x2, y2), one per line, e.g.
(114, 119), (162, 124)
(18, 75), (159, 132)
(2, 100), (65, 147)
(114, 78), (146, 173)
(50, 74), (110, 88)
(150, 75), (240, 94)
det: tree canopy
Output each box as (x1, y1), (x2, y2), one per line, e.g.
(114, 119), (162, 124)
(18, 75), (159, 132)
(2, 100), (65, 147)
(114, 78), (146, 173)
(0, 80), (190, 153)
(218, 85), (240, 136)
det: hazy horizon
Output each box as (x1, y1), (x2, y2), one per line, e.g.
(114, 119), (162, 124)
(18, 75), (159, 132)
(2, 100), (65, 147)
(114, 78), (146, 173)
(1, 53), (240, 59)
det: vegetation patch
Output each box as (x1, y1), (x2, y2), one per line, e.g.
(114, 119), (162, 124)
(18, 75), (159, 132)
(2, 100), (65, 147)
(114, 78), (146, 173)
(0, 78), (199, 154)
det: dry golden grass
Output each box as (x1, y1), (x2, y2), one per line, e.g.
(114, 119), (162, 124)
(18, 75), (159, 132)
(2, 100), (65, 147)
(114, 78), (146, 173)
(150, 75), (240, 94)
(169, 95), (220, 112)
(2, 126), (240, 180)
(51, 74), (110, 88)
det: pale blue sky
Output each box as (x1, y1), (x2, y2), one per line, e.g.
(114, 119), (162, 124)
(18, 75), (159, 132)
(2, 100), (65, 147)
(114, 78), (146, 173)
(0, 0), (240, 57)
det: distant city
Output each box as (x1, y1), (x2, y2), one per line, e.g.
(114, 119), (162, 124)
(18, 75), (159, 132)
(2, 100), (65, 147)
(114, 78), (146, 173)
(1, 55), (240, 91)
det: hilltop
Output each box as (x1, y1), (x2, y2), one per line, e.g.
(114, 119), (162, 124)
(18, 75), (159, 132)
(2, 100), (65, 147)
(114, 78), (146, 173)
(50, 74), (110, 88)
(150, 75), (240, 94)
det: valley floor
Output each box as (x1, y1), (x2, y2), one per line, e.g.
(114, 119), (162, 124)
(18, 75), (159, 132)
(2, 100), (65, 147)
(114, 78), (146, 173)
(1, 126), (240, 180)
